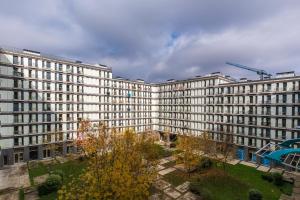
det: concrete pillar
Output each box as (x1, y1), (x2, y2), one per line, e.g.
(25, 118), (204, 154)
(23, 146), (30, 162)
(0, 151), (3, 168)
(38, 145), (43, 160)
(63, 143), (67, 155)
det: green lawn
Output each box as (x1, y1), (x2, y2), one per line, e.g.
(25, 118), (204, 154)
(162, 162), (293, 200)
(28, 159), (87, 199)
(215, 163), (293, 200)
(163, 170), (189, 186)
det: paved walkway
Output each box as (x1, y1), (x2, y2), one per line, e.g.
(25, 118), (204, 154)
(0, 163), (30, 191)
(151, 156), (200, 200)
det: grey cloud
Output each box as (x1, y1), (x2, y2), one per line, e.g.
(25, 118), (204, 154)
(0, 0), (299, 82)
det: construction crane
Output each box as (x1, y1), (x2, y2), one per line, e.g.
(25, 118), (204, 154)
(226, 62), (272, 80)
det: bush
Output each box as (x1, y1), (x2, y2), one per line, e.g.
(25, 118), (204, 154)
(190, 182), (212, 200)
(248, 189), (263, 200)
(50, 169), (65, 181)
(189, 182), (200, 195)
(197, 157), (213, 171)
(38, 174), (62, 196)
(272, 172), (284, 186)
(261, 173), (273, 182)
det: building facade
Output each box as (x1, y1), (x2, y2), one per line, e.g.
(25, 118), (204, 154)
(0, 47), (299, 168)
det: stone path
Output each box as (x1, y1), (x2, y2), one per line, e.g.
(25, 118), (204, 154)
(0, 190), (19, 200)
(239, 161), (258, 168)
(158, 167), (176, 176)
(151, 156), (200, 200)
(0, 163), (30, 191)
(226, 159), (240, 165)
(256, 165), (270, 172)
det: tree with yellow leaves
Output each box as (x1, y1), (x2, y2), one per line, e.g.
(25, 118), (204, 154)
(176, 133), (200, 176)
(58, 120), (159, 200)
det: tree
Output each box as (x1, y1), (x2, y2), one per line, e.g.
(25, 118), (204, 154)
(197, 132), (217, 157)
(176, 133), (200, 175)
(217, 125), (235, 171)
(58, 120), (159, 200)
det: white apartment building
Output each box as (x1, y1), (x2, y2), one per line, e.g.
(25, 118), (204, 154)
(0, 47), (299, 168)
(155, 72), (300, 164)
(0, 47), (155, 168)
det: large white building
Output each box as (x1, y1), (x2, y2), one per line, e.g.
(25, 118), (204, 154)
(0, 47), (300, 168)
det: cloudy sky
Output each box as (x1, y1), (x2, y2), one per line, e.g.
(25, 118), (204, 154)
(0, 0), (300, 82)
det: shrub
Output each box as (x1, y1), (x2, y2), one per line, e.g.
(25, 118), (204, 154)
(197, 157), (213, 171)
(261, 173), (273, 182)
(189, 182), (212, 200)
(50, 169), (65, 181)
(248, 189), (263, 200)
(189, 182), (201, 195)
(272, 172), (284, 186)
(38, 174), (62, 196)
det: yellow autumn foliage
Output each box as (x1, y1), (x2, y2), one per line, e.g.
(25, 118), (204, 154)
(58, 120), (159, 200)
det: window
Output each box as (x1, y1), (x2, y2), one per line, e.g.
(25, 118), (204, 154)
(267, 84), (271, 91)
(13, 56), (18, 64)
(47, 114), (51, 122)
(47, 82), (51, 90)
(46, 72), (51, 80)
(14, 80), (18, 88)
(28, 58), (32, 66)
(282, 107), (286, 115)
(47, 93), (51, 100)
(283, 94), (287, 103)
(29, 103), (32, 111)
(283, 82), (287, 91)
(13, 103), (19, 111)
(58, 73), (63, 81)
(14, 138), (19, 146)
(14, 91), (18, 99)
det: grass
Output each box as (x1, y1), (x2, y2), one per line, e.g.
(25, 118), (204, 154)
(163, 170), (190, 186)
(28, 159), (88, 199)
(162, 162), (293, 200)
(191, 169), (249, 200)
(18, 188), (24, 200)
(216, 163), (293, 199)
